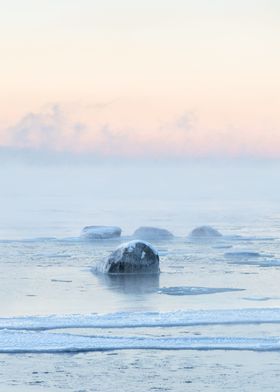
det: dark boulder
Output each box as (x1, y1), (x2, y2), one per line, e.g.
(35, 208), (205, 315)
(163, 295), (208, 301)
(97, 240), (160, 274)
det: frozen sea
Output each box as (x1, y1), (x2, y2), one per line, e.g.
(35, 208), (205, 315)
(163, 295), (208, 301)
(1, 162), (280, 391)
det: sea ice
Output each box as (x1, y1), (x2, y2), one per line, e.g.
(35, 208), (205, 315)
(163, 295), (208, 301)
(2, 308), (280, 331)
(224, 251), (261, 258)
(0, 330), (279, 353)
(158, 286), (244, 296)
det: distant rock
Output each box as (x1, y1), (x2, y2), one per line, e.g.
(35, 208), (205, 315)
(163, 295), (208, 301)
(133, 226), (174, 240)
(189, 225), (222, 238)
(96, 240), (160, 274)
(81, 226), (121, 240)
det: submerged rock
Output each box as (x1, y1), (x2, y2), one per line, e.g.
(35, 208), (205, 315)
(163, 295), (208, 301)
(133, 226), (174, 240)
(97, 240), (160, 274)
(189, 225), (222, 238)
(81, 226), (121, 240)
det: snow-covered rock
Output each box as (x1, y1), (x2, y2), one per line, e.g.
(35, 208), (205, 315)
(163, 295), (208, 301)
(133, 226), (174, 240)
(96, 240), (160, 274)
(81, 226), (121, 240)
(189, 225), (222, 238)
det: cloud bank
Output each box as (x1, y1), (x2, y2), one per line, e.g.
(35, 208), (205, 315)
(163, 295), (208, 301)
(0, 102), (279, 162)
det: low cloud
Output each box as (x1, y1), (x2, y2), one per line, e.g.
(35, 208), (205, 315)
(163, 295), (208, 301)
(2, 103), (198, 159)
(1, 102), (278, 162)
(5, 104), (87, 152)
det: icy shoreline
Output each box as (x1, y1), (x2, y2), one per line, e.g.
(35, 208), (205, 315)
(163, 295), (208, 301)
(1, 308), (280, 331)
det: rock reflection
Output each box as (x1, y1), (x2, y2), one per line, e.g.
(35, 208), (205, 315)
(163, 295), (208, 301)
(96, 273), (160, 295)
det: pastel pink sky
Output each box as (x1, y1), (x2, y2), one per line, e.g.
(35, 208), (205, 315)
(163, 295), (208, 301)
(1, 0), (280, 158)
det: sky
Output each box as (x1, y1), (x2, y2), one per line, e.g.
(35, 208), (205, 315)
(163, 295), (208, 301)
(0, 0), (280, 159)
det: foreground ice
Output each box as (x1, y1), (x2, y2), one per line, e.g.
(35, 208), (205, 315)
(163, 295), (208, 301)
(158, 286), (244, 296)
(227, 258), (280, 267)
(243, 296), (277, 302)
(224, 251), (261, 258)
(1, 330), (280, 353)
(2, 308), (280, 330)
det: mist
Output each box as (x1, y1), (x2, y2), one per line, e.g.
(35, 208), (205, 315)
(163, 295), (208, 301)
(1, 153), (280, 239)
